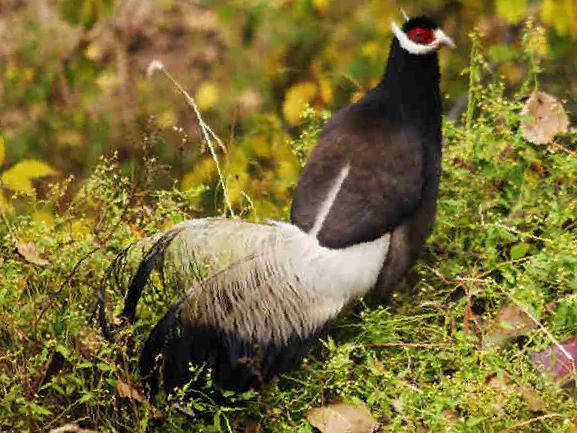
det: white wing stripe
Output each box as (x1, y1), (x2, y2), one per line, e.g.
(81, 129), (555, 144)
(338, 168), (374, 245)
(311, 163), (351, 237)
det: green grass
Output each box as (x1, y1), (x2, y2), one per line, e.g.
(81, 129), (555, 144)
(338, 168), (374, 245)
(2, 34), (577, 433)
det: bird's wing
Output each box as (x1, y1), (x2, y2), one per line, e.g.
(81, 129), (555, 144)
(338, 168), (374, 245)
(291, 112), (424, 249)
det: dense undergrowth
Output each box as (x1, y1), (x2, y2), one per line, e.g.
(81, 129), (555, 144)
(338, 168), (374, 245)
(2, 29), (577, 433)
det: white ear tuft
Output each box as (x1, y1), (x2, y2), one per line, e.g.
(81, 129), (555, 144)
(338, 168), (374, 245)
(391, 22), (453, 55)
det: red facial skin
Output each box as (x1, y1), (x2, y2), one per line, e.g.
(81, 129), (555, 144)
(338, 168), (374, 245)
(407, 27), (435, 45)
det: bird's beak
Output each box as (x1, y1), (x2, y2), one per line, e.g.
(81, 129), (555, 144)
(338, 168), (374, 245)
(434, 29), (456, 49)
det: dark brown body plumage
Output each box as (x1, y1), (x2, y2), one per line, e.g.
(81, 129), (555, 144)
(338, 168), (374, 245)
(292, 19), (443, 302)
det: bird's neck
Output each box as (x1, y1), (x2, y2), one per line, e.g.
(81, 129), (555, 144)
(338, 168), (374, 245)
(377, 39), (442, 133)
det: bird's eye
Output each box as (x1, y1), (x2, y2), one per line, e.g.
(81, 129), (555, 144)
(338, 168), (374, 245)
(407, 27), (434, 45)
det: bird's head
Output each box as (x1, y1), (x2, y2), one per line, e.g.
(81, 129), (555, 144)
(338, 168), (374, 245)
(391, 16), (455, 56)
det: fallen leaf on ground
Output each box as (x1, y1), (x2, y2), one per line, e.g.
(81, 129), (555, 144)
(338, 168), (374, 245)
(520, 387), (546, 412)
(442, 409), (459, 422)
(392, 399), (403, 414)
(307, 403), (378, 433)
(482, 304), (536, 349)
(116, 379), (146, 403)
(531, 334), (577, 383)
(521, 91), (569, 145)
(16, 241), (49, 266)
(49, 424), (97, 433)
(487, 372), (546, 412)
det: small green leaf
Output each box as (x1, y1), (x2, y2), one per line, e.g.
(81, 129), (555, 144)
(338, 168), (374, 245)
(499, 320), (516, 330)
(510, 242), (530, 260)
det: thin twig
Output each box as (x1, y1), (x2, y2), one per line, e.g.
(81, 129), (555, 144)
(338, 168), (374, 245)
(498, 413), (561, 433)
(147, 61), (234, 217)
(240, 191), (257, 219)
(551, 141), (576, 156)
(490, 222), (552, 243)
(366, 342), (450, 349)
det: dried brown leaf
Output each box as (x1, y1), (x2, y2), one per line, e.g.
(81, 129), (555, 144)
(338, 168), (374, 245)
(233, 419), (263, 433)
(49, 424), (97, 433)
(487, 373), (512, 393)
(116, 379), (146, 404)
(16, 241), (49, 266)
(442, 409), (460, 423)
(520, 387), (546, 412)
(487, 372), (546, 413)
(531, 334), (577, 383)
(482, 304), (536, 349)
(521, 91), (569, 144)
(307, 403), (378, 433)
(391, 399), (404, 414)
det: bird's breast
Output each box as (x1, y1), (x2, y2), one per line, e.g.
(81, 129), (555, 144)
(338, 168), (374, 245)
(273, 222), (391, 305)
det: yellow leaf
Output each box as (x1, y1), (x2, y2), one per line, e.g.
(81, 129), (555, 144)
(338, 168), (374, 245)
(196, 81), (220, 111)
(319, 78), (334, 104)
(156, 109), (177, 128)
(1, 159), (57, 195)
(251, 135), (272, 158)
(361, 41), (379, 60)
(495, 0), (527, 23)
(227, 171), (250, 206)
(0, 135), (5, 165)
(542, 0), (577, 37)
(161, 219), (177, 231)
(283, 82), (318, 125)
(313, 0), (331, 13)
(32, 210), (55, 227)
(85, 40), (106, 61)
(182, 158), (216, 191)
(95, 71), (120, 92)
(70, 218), (95, 237)
(5, 61), (17, 81)
(16, 241), (50, 266)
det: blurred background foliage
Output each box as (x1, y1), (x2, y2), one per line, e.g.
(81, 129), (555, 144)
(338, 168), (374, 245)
(1, 0), (577, 220)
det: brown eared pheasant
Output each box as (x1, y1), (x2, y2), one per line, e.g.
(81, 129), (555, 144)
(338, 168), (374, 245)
(98, 15), (455, 396)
